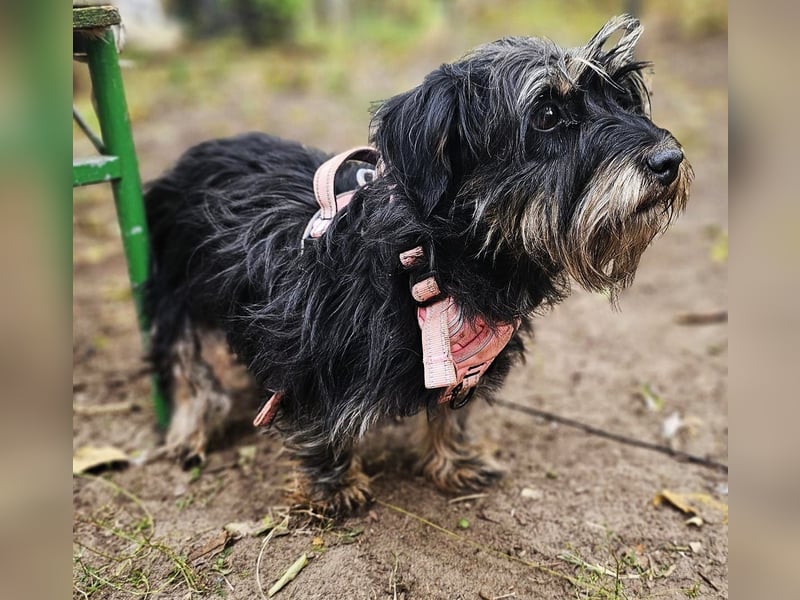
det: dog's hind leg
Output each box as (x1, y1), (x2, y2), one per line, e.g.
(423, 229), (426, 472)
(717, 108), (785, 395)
(163, 323), (231, 466)
(285, 426), (372, 516)
(418, 404), (504, 493)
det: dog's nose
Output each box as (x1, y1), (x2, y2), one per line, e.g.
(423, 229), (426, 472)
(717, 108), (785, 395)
(646, 148), (683, 185)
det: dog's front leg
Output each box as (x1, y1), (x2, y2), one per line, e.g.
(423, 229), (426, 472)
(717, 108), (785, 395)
(285, 426), (372, 516)
(419, 403), (504, 493)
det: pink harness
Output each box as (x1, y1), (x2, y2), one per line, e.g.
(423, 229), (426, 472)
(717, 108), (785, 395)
(253, 147), (518, 427)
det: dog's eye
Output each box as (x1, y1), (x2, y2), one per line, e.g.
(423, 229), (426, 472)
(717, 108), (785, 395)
(532, 103), (561, 131)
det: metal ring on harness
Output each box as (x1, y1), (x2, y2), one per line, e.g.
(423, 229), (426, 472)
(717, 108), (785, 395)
(448, 384), (476, 409)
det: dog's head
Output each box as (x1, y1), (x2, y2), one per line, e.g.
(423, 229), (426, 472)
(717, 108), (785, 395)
(371, 15), (692, 299)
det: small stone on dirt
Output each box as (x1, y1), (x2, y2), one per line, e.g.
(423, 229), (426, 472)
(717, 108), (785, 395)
(520, 487), (543, 500)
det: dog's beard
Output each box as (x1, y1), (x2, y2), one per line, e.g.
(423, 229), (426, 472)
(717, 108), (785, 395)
(520, 158), (692, 300)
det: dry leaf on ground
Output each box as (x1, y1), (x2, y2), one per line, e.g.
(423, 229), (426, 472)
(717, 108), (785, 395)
(268, 553), (309, 597)
(224, 516), (283, 539)
(187, 530), (231, 566)
(72, 445), (129, 474)
(653, 489), (729, 524)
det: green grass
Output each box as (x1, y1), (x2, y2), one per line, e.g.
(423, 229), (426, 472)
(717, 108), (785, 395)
(73, 475), (205, 598)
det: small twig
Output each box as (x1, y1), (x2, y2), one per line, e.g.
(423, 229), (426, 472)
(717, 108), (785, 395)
(558, 551), (642, 580)
(493, 399), (728, 474)
(221, 572), (235, 592)
(697, 570), (719, 591)
(73, 400), (141, 416)
(389, 551), (399, 600)
(255, 516), (291, 600)
(674, 311), (727, 325)
(447, 493), (488, 504)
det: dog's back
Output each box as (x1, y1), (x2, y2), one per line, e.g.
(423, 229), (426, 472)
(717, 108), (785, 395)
(144, 133), (324, 398)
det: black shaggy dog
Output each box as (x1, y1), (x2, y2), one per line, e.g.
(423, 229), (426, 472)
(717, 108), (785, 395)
(145, 15), (691, 514)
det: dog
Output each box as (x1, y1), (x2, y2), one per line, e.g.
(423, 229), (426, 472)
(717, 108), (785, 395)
(144, 15), (691, 515)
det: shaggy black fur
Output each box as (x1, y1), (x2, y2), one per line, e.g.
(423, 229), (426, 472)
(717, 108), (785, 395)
(144, 15), (691, 511)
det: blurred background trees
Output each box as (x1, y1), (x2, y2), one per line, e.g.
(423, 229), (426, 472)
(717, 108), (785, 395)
(109, 0), (726, 52)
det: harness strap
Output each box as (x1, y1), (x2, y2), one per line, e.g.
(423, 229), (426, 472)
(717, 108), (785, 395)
(254, 146), (519, 429)
(405, 247), (520, 405)
(304, 146), (379, 240)
(253, 391), (282, 428)
(419, 299), (459, 389)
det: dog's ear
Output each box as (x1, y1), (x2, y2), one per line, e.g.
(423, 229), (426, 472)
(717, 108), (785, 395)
(576, 15), (651, 117)
(584, 14), (643, 70)
(370, 68), (461, 217)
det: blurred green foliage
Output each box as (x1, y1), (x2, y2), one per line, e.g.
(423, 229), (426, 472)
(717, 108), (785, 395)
(163, 0), (726, 50)
(228, 0), (307, 45)
(168, 0), (306, 45)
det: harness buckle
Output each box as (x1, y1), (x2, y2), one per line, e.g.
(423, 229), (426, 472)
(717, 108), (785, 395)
(410, 270), (447, 306)
(448, 384), (476, 410)
(409, 244), (447, 305)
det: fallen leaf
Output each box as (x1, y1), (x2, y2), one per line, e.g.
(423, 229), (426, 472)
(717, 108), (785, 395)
(653, 490), (696, 515)
(268, 553), (308, 597)
(691, 492), (728, 514)
(72, 445), (129, 474)
(188, 530), (230, 566)
(224, 515), (280, 539)
(685, 516), (705, 527)
(653, 489), (728, 524)
(224, 521), (262, 539)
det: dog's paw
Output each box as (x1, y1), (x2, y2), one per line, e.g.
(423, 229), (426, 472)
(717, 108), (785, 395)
(161, 435), (207, 469)
(419, 447), (504, 493)
(319, 470), (374, 516)
(163, 388), (231, 468)
(293, 462), (373, 517)
(163, 406), (210, 468)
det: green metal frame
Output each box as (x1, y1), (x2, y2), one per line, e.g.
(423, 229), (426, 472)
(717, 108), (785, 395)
(73, 7), (169, 428)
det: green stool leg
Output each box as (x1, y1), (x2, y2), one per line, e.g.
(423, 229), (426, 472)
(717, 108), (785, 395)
(85, 30), (170, 428)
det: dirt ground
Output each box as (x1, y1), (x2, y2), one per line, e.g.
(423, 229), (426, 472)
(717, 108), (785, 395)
(73, 8), (727, 599)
